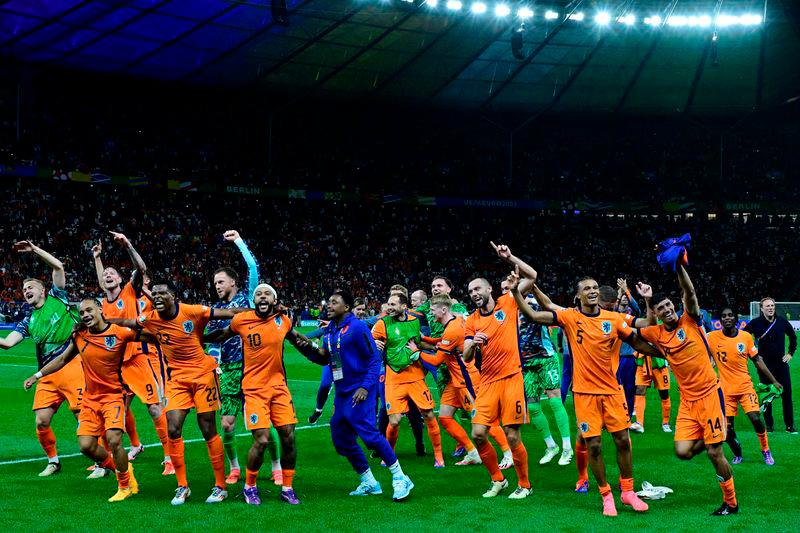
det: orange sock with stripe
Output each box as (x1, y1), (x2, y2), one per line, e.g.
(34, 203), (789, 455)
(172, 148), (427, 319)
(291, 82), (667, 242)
(477, 441), (504, 482)
(719, 477), (737, 507)
(424, 418), (444, 464)
(125, 408), (141, 448)
(386, 425), (400, 449)
(575, 438), (588, 482)
(154, 413), (169, 456)
(757, 431), (769, 452)
(511, 443), (530, 489)
(634, 395), (646, 425)
(620, 477), (634, 493)
(488, 425), (510, 452)
(282, 469), (295, 489)
(116, 469), (131, 489)
(439, 416), (475, 452)
(168, 437), (188, 486)
(245, 468), (258, 487)
(661, 398), (671, 425)
(36, 427), (58, 460)
(205, 434), (226, 487)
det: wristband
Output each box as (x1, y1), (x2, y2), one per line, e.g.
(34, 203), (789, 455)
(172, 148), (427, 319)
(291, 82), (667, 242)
(34, 371), (43, 379)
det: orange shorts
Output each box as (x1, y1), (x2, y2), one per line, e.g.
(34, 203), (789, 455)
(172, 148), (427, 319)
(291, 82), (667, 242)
(385, 379), (435, 415)
(440, 384), (475, 413)
(724, 385), (760, 415)
(122, 353), (162, 405)
(77, 394), (126, 437)
(636, 365), (670, 391)
(32, 355), (85, 411)
(675, 387), (727, 444)
(243, 384), (297, 430)
(574, 391), (630, 438)
(164, 372), (220, 414)
(473, 373), (527, 427)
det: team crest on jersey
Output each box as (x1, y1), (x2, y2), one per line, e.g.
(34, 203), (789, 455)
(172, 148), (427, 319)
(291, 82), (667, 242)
(116, 299), (124, 310)
(182, 320), (194, 334)
(494, 310), (506, 323)
(579, 422), (589, 433)
(471, 409), (477, 418)
(104, 336), (117, 350)
(139, 300), (146, 312)
(737, 343), (745, 353)
(676, 328), (686, 342)
(601, 321), (612, 335)
(276, 316), (282, 327)
(249, 413), (258, 425)
(386, 403), (391, 411)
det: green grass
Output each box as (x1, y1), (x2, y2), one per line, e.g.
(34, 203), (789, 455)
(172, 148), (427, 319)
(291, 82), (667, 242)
(1, 330), (798, 532)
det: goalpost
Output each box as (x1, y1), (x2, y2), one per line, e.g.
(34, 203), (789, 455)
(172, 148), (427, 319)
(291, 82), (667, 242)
(749, 302), (800, 328)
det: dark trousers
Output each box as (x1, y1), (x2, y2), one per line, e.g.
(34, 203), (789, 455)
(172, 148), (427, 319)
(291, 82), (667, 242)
(759, 360), (794, 428)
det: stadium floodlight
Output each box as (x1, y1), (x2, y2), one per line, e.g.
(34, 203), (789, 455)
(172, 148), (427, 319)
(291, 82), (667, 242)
(697, 15), (712, 27)
(595, 12), (611, 25)
(471, 1), (486, 14)
(644, 15), (662, 26)
(568, 12), (585, 21)
(667, 15), (688, 26)
(517, 6), (533, 20)
(544, 10), (558, 20)
(740, 14), (763, 25)
(426, 0), (438, 7)
(715, 14), (738, 26)
(617, 13), (636, 25)
(446, 0), (462, 10)
(494, 4), (510, 17)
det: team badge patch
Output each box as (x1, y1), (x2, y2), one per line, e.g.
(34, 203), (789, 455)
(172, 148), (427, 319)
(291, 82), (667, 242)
(139, 300), (146, 312)
(104, 336), (117, 350)
(116, 299), (124, 310)
(494, 310), (506, 323)
(386, 403), (391, 411)
(601, 321), (612, 335)
(182, 320), (194, 334)
(579, 422), (589, 433)
(276, 316), (282, 326)
(737, 343), (745, 353)
(471, 409), (477, 418)
(249, 413), (258, 425)
(676, 328), (686, 342)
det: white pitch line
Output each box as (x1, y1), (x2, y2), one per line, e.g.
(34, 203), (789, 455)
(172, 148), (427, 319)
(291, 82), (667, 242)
(0, 423), (330, 466)
(0, 363), (37, 369)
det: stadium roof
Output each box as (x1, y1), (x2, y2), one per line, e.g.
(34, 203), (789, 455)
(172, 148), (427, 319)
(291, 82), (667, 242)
(2, 0), (799, 115)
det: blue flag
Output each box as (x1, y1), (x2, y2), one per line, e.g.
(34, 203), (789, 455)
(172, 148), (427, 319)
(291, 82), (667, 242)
(657, 233), (691, 272)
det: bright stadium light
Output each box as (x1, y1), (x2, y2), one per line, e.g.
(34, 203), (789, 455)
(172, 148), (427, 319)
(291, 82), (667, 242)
(594, 11), (611, 25)
(697, 15), (712, 27)
(667, 15), (688, 26)
(544, 10), (558, 20)
(495, 4), (510, 17)
(470, 1), (486, 14)
(716, 14), (738, 26)
(517, 6), (533, 20)
(644, 15), (662, 26)
(568, 12), (585, 21)
(740, 13), (763, 25)
(617, 13), (636, 25)
(446, 0), (462, 10)
(426, 0), (438, 7)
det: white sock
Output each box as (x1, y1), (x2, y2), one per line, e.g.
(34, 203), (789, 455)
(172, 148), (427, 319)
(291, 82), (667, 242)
(503, 449), (513, 459)
(272, 460), (281, 471)
(468, 448), (480, 458)
(164, 455), (171, 462)
(230, 457), (240, 470)
(544, 436), (557, 449)
(282, 486), (291, 492)
(388, 461), (405, 479)
(562, 438), (572, 450)
(49, 456), (60, 464)
(360, 468), (377, 484)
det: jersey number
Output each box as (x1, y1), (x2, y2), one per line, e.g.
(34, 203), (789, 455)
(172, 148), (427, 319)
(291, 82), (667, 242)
(716, 351), (727, 363)
(247, 333), (262, 348)
(706, 417), (723, 434)
(206, 386), (218, 404)
(515, 400), (523, 415)
(576, 329), (584, 344)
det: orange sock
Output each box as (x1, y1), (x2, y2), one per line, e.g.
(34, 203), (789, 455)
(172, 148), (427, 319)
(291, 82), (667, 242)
(511, 443), (530, 489)
(425, 418), (444, 464)
(245, 468), (258, 487)
(756, 431), (769, 452)
(488, 425), (510, 452)
(477, 440), (504, 482)
(386, 425), (400, 449)
(36, 427), (57, 459)
(598, 483), (612, 496)
(719, 477), (737, 507)
(620, 477), (634, 493)
(282, 468), (295, 489)
(126, 407), (141, 447)
(635, 395), (646, 425)
(661, 398), (671, 425)
(439, 416), (475, 452)
(116, 469), (130, 489)
(205, 434), (226, 487)
(169, 437), (188, 486)
(100, 454), (116, 470)
(575, 438), (589, 482)
(154, 412), (169, 455)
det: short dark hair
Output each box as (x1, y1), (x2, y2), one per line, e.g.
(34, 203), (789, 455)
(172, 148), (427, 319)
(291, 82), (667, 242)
(391, 293), (409, 306)
(650, 292), (670, 308)
(598, 286), (617, 304)
(719, 306), (738, 321)
(213, 267), (239, 283)
(432, 275), (453, 289)
(151, 279), (179, 297)
(332, 289), (354, 310)
(575, 276), (596, 292)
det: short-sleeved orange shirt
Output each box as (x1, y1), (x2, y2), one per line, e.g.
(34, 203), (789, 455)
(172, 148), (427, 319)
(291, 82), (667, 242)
(707, 329), (759, 396)
(437, 316), (480, 388)
(103, 283), (146, 362)
(74, 324), (138, 396)
(639, 313), (718, 401)
(372, 316), (426, 385)
(137, 303), (215, 381)
(465, 293), (522, 385)
(230, 311), (292, 390)
(555, 307), (633, 395)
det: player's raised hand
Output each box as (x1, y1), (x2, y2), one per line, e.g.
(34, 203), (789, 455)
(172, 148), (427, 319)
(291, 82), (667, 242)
(505, 266), (521, 291)
(490, 241), (512, 260)
(108, 231), (129, 246)
(635, 282), (653, 299)
(12, 240), (35, 253)
(92, 241), (102, 258)
(223, 230), (241, 242)
(617, 278), (628, 293)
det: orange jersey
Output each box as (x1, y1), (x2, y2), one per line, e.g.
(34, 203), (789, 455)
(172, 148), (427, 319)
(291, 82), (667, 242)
(639, 313), (718, 401)
(103, 283), (146, 361)
(554, 307), (633, 395)
(73, 324), (138, 396)
(230, 311), (292, 390)
(136, 303), (216, 381)
(435, 316), (480, 388)
(707, 329), (759, 396)
(465, 293), (521, 385)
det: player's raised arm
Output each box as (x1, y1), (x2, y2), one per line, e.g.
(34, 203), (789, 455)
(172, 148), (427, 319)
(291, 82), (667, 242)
(634, 281), (657, 326)
(508, 268), (556, 326)
(14, 241), (65, 289)
(531, 283), (564, 312)
(109, 231), (147, 274)
(224, 230), (260, 303)
(23, 341), (79, 389)
(92, 240), (105, 290)
(490, 241), (538, 294)
(676, 264), (700, 318)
